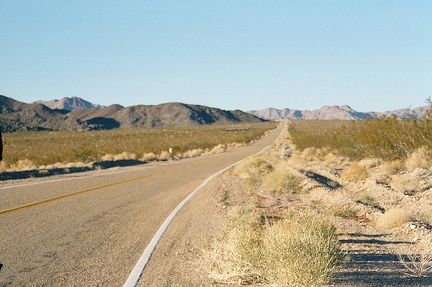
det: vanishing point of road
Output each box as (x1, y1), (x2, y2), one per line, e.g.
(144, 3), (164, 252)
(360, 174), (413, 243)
(0, 123), (283, 286)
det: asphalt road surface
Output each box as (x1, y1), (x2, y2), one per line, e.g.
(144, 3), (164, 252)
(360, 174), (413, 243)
(0, 123), (283, 286)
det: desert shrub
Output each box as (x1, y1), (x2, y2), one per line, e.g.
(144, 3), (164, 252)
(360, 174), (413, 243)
(180, 148), (204, 158)
(140, 152), (158, 161)
(376, 208), (414, 229)
(261, 210), (342, 286)
(1, 122), (277, 169)
(262, 169), (303, 193)
(384, 160), (403, 174)
(101, 152), (137, 161)
(234, 156), (273, 187)
(202, 209), (342, 286)
(201, 209), (264, 283)
(357, 194), (376, 205)
(289, 116), (432, 162)
(396, 236), (432, 278)
(416, 210), (432, 226)
(405, 147), (430, 171)
(329, 205), (358, 218)
(9, 159), (37, 171)
(341, 162), (369, 182)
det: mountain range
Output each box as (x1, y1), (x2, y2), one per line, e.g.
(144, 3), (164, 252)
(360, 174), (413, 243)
(35, 97), (104, 111)
(0, 95), (429, 132)
(0, 96), (265, 132)
(249, 105), (429, 120)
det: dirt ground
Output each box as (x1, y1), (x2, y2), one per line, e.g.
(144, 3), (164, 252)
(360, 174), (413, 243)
(136, 127), (432, 286)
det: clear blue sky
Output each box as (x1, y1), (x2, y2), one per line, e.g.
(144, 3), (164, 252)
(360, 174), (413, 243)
(1, 1), (431, 112)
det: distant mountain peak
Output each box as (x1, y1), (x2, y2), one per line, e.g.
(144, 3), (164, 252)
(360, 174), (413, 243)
(34, 97), (104, 111)
(0, 95), (265, 132)
(249, 105), (428, 120)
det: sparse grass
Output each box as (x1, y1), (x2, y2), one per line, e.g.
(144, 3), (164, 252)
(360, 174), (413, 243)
(1, 122), (276, 171)
(202, 208), (342, 286)
(405, 147), (430, 171)
(375, 208), (414, 229)
(329, 205), (358, 218)
(396, 236), (432, 278)
(289, 117), (432, 162)
(234, 156), (273, 187)
(416, 210), (432, 226)
(357, 194), (376, 205)
(262, 168), (303, 193)
(341, 162), (369, 182)
(384, 160), (403, 174)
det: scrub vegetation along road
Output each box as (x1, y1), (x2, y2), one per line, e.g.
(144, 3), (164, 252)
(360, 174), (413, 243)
(0, 123), (282, 287)
(1, 122), (276, 171)
(140, 117), (432, 286)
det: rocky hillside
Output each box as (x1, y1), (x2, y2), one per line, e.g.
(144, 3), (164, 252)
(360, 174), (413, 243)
(250, 105), (428, 120)
(34, 97), (104, 111)
(0, 96), (266, 132)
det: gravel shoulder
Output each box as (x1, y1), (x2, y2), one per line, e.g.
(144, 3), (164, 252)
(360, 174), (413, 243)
(131, 125), (432, 286)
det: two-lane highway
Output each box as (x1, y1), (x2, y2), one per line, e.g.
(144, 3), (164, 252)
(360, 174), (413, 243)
(0, 123), (283, 286)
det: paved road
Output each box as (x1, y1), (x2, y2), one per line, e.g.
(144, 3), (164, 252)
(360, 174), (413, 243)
(0, 124), (283, 286)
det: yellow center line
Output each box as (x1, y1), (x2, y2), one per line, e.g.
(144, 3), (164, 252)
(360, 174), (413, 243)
(0, 166), (188, 217)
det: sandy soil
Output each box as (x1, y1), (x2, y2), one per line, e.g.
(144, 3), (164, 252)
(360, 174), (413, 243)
(135, 128), (432, 286)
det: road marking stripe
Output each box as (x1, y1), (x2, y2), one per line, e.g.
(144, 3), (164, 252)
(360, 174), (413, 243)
(0, 174), (157, 216)
(0, 163), (193, 217)
(123, 123), (283, 287)
(122, 161), (240, 287)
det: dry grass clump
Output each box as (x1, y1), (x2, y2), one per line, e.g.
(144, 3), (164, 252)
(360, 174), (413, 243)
(234, 156), (273, 187)
(396, 236), (432, 278)
(262, 166), (303, 193)
(375, 208), (414, 229)
(416, 210), (432, 227)
(405, 147), (430, 171)
(0, 161), (8, 172)
(158, 151), (171, 161)
(357, 194), (376, 205)
(201, 209), (264, 283)
(260, 210), (342, 286)
(384, 160), (403, 174)
(101, 152), (137, 161)
(180, 148), (204, 158)
(329, 205), (358, 218)
(341, 162), (369, 182)
(202, 208), (342, 286)
(8, 159), (38, 171)
(140, 152), (158, 162)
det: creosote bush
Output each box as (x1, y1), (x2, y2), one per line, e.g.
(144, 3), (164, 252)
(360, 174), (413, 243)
(289, 116), (432, 162)
(262, 168), (303, 193)
(1, 122), (276, 171)
(341, 162), (369, 182)
(234, 156), (273, 187)
(202, 209), (342, 286)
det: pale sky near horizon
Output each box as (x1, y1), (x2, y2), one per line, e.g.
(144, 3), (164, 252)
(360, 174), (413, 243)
(1, 1), (431, 112)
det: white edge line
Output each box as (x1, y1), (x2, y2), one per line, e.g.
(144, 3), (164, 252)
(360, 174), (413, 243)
(123, 124), (282, 287)
(122, 161), (238, 287)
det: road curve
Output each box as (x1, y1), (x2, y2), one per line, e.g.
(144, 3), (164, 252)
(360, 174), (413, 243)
(0, 123), (283, 286)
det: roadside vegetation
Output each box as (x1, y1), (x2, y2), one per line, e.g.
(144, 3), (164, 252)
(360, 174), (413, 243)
(202, 208), (342, 286)
(203, 107), (432, 285)
(289, 116), (432, 162)
(202, 126), (343, 286)
(0, 122), (276, 172)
